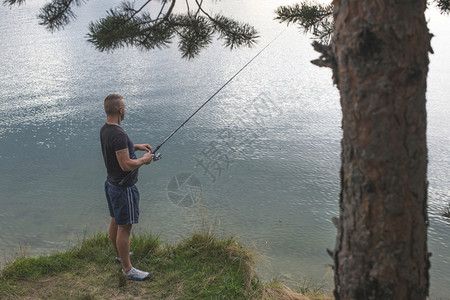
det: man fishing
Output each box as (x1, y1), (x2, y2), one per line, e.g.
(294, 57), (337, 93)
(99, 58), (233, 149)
(100, 93), (154, 281)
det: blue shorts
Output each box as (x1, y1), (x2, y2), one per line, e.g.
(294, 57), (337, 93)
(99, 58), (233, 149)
(104, 181), (140, 225)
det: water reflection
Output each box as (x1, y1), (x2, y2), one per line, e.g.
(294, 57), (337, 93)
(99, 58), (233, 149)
(0, 0), (449, 298)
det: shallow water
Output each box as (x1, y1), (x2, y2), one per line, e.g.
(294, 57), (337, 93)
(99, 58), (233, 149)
(0, 0), (449, 297)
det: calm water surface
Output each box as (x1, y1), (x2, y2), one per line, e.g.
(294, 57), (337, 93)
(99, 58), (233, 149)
(1, 0), (449, 297)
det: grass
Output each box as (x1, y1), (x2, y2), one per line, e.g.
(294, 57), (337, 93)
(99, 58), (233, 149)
(0, 231), (328, 299)
(295, 278), (330, 300)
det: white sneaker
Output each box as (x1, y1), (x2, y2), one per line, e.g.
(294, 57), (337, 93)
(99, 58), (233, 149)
(122, 267), (151, 281)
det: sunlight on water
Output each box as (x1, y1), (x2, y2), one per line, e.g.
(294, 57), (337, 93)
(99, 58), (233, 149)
(0, 0), (449, 297)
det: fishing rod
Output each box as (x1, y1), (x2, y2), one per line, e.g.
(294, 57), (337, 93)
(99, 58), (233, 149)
(119, 31), (284, 186)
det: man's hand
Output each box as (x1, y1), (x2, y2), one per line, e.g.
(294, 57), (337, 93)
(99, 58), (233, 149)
(116, 147), (155, 171)
(134, 144), (152, 152)
(142, 152), (154, 164)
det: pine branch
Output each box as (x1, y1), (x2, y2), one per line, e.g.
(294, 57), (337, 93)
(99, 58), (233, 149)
(2, 0), (26, 6)
(87, 0), (258, 58)
(171, 14), (213, 59)
(7, 0), (259, 59)
(210, 14), (259, 49)
(87, 8), (174, 52)
(435, 0), (450, 14)
(275, 1), (333, 45)
(38, 0), (86, 32)
(275, 2), (333, 28)
(193, 0), (258, 50)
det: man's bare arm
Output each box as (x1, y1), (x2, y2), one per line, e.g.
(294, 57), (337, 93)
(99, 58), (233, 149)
(116, 148), (153, 171)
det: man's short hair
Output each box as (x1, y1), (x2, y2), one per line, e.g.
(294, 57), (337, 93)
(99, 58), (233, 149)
(104, 94), (124, 116)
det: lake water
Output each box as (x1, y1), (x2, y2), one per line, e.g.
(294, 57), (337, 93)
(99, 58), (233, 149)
(1, 0), (449, 297)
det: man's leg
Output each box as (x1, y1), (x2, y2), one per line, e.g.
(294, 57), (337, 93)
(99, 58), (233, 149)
(107, 183), (150, 280)
(117, 223), (150, 280)
(108, 217), (119, 258)
(117, 224), (132, 272)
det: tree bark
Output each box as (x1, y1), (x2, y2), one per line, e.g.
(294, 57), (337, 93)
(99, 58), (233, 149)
(330, 0), (431, 299)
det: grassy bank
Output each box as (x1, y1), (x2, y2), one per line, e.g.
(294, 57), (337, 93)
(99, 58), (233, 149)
(0, 232), (330, 299)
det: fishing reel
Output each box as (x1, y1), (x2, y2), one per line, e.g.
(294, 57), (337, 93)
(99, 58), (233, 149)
(153, 152), (162, 161)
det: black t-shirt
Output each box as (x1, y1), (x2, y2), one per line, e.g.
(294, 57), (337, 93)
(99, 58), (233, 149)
(100, 124), (138, 186)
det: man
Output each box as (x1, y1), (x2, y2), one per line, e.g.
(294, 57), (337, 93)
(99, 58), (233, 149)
(100, 94), (154, 281)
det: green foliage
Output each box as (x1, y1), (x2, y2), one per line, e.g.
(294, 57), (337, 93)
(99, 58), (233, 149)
(2, 0), (26, 6)
(2, 252), (78, 280)
(297, 278), (326, 297)
(4, 0), (259, 59)
(210, 14), (259, 50)
(1, 231), (306, 299)
(275, 0), (449, 46)
(149, 232), (255, 298)
(38, 0), (86, 32)
(86, 7), (174, 52)
(172, 14), (214, 59)
(86, 3), (258, 59)
(0, 232), (113, 280)
(436, 0), (450, 13)
(275, 1), (333, 45)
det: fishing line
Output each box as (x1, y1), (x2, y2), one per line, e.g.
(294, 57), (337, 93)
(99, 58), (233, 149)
(119, 30), (285, 186)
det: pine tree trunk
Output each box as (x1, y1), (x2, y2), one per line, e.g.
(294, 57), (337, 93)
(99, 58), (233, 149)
(331, 0), (431, 299)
